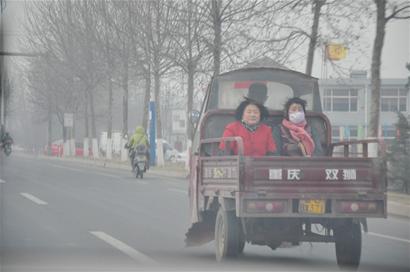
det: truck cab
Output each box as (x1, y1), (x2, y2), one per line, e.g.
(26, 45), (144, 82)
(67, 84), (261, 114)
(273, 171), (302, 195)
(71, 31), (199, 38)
(186, 63), (387, 269)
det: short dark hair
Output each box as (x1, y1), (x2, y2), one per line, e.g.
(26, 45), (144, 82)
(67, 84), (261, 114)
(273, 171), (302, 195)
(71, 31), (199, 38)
(283, 97), (307, 119)
(245, 82), (268, 105)
(235, 100), (269, 121)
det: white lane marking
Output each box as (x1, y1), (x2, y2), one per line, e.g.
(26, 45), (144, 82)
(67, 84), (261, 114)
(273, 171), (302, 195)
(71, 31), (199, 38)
(90, 231), (157, 265)
(168, 188), (186, 194)
(20, 193), (48, 205)
(0, 179), (5, 184)
(138, 181), (148, 185)
(367, 232), (410, 244)
(49, 164), (120, 179)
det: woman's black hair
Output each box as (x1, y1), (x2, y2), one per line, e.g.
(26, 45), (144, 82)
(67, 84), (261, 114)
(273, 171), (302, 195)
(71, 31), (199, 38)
(283, 97), (307, 119)
(235, 100), (269, 121)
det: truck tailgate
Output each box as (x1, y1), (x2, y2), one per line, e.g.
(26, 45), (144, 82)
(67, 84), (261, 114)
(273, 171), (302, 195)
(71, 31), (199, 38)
(237, 156), (387, 218)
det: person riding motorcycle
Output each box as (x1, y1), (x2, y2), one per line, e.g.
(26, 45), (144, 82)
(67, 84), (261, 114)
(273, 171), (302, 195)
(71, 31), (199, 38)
(128, 126), (150, 170)
(0, 130), (14, 156)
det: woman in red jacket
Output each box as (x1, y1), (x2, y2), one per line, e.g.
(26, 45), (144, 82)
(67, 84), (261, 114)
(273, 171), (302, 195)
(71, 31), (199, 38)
(219, 99), (276, 156)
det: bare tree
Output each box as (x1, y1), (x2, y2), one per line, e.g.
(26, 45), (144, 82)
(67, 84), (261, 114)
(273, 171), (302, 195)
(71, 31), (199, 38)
(305, 0), (326, 75)
(24, 0), (109, 157)
(269, 0), (372, 76)
(369, 0), (410, 137)
(94, 0), (119, 159)
(127, 0), (152, 131)
(128, 0), (179, 165)
(206, 0), (268, 75)
(170, 0), (210, 140)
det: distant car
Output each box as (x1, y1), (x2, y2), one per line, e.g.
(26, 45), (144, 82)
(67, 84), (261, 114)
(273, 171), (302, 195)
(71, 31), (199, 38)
(75, 142), (93, 157)
(44, 142), (63, 156)
(163, 141), (181, 162)
(175, 150), (188, 163)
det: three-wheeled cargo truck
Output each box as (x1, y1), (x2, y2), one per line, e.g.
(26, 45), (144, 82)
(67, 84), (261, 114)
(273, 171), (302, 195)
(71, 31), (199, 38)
(185, 63), (386, 270)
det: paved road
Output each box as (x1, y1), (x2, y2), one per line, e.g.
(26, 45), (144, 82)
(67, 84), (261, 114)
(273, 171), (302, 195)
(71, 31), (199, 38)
(0, 154), (409, 271)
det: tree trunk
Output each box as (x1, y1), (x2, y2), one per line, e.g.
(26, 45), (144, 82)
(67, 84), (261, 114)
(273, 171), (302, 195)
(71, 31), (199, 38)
(122, 57), (129, 137)
(107, 77), (113, 139)
(187, 65), (194, 140)
(142, 65), (151, 131)
(70, 115), (76, 157)
(89, 90), (99, 158)
(84, 92), (89, 157)
(84, 92), (89, 139)
(47, 101), (52, 156)
(211, 0), (222, 76)
(369, 0), (386, 138)
(89, 91), (97, 140)
(106, 76), (113, 160)
(154, 68), (162, 139)
(305, 0), (325, 76)
(187, 0), (195, 141)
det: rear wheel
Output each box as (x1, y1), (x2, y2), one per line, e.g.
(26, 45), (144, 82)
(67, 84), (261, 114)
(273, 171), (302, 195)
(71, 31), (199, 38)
(4, 145), (11, 156)
(135, 166), (141, 178)
(334, 220), (362, 270)
(238, 223), (245, 254)
(215, 208), (241, 261)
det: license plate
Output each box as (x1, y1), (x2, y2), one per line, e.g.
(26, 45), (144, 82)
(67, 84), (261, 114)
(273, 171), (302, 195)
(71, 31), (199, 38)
(299, 200), (325, 214)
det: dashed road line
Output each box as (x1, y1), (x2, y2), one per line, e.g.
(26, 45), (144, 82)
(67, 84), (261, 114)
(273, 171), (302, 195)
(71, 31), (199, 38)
(90, 231), (157, 265)
(168, 188), (186, 194)
(20, 193), (48, 205)
(367, 232), (410, 244)
(49, 164), (121, 179)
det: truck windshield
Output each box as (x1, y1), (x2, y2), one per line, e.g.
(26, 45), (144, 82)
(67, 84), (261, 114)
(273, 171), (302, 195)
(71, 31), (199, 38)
(216, 79), (314, 111)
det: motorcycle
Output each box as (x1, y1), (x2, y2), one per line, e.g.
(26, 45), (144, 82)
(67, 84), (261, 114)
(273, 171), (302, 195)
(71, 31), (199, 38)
(0, 133), (13, 156)
(129, 144), (148, 179)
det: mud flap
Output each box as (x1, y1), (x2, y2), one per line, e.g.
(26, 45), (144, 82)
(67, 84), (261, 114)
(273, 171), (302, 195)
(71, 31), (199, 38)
(185, 215), (216, 247)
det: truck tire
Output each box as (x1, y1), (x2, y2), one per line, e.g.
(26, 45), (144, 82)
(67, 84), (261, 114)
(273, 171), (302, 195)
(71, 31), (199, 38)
(4, 145), (11, 156)
(334, 220), (361, 270)
(135, 166), (142, 179)
(215, 208), (241, 261)
(238, 226), (245, 254)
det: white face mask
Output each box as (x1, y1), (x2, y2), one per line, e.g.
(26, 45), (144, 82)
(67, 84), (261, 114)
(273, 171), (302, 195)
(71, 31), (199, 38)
(289, 111), (305, 124)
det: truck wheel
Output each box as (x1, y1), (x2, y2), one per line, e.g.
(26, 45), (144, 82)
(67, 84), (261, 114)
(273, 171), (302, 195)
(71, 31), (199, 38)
(238, 226), (245, 254)
(215, 208), (241, 261)
(334, 220), (361, 270)
(4, 146), (12, 156)
(135, 167), (140, 178)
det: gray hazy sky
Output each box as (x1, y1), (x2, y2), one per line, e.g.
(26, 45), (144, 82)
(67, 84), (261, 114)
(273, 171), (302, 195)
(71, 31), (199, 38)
(1, 0), (410, 79)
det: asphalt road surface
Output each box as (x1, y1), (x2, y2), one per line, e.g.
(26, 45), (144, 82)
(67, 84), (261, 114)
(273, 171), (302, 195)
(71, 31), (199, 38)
(1, 154), (409, 272)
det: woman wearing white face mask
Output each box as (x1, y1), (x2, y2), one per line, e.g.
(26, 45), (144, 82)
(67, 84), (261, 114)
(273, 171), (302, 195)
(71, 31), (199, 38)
(273, 97), (323, 157)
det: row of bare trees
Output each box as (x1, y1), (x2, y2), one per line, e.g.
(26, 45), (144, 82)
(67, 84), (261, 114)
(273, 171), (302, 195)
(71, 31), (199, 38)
(19, 0), (409, 161)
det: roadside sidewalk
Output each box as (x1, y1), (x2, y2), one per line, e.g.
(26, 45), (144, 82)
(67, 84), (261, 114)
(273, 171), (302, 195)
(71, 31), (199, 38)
(18, 152), (188, 178)
(387, 192), (410, 219)
(13, 152), (410, 218)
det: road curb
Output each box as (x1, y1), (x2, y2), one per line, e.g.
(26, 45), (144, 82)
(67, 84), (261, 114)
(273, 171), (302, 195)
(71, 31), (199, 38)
(15, 152), (189, 178)
(387, 192), (410, 219)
